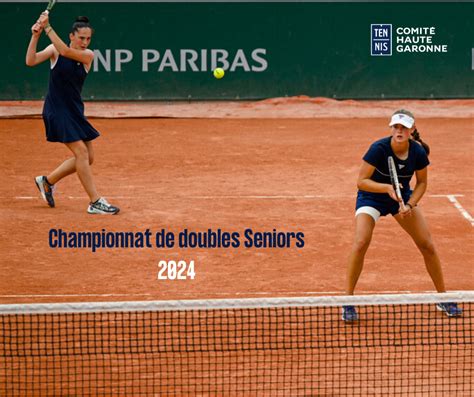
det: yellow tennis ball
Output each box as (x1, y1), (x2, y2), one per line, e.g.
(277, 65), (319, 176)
(213, 68), (225, 79)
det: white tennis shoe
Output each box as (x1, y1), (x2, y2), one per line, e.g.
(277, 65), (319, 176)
(87, 197), (120, 215)
(35, 175), (55, 208)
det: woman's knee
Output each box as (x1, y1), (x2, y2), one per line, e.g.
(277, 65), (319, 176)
(351, 215), (375, 254)
(71, 144), (89, 161)
(84, 143), (94, 165)
(417, 238), (436, 256)
(352, 236), (371, 254)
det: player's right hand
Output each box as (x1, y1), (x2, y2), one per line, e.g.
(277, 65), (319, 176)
(31, 22), (43, 37)
(386, 184), (401, 202)
(38, 12), (49, 28)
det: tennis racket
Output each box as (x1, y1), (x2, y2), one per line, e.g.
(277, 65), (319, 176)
(388, 156), (406, 212)
(44, 0), (57, 14)
(32, 0), (57, 33)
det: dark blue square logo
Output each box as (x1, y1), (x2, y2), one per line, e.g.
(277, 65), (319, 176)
(371, 24), (392, 56)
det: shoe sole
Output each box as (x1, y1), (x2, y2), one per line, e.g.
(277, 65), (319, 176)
(35, 176), (55, 208)
(87, 207), (120, 215)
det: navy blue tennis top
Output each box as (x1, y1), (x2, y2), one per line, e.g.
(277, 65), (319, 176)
(361, 136), (430, 194)
(42, 54), (99, 143)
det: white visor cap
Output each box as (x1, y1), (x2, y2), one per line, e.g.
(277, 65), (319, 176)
(389, 113), (415, 129)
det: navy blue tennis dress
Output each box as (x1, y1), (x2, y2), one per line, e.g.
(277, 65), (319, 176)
(42, 55), (99, 143)
(356, 136), (430, 216)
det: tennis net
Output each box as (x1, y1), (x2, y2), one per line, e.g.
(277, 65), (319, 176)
(1, 292), (472, 396)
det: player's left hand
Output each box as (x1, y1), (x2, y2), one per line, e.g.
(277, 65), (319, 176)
(399, 203), (412, 218)
(38, 12), (49, 28)
(31, 22), (43, 36)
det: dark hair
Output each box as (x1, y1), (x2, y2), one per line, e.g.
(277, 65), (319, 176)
(411, 128), (430, 156)
(71, 16), (93, 34)
(392, 108), (415, 119)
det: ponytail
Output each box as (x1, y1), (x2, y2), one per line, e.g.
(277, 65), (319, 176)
(411, 129), (430, 156)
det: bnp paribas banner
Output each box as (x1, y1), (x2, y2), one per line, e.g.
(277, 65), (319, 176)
(3, 1), (474, 100)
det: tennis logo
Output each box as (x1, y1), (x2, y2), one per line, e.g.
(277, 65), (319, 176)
(371, 25), (449, 55)
(371, 24), (392, 56)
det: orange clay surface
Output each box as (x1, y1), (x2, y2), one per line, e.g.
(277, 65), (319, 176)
(0, 99), (472, 304)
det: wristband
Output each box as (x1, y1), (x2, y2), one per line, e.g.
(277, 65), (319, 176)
(406, 203), (415, 210)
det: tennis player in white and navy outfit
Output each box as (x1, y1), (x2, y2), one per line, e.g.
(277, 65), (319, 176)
(355, 135), (429, 220)
(27, 13), (119, 214)
(343, 110), (462, 321)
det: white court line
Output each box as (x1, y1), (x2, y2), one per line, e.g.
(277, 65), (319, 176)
(9, 194), (472, 225)
(447, 195), (474, 227)
(15, 195), (328, 200)
(9, 194), (466, 200)
(208, 290), (446, 296)
(430, 194), (464, 198)
(0, 290), (464, 299)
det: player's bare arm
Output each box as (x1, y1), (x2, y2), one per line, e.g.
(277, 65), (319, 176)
(26, 20), (57, 67)
(407, 167), (428, 207)
(357, 161), (399, 201)
(26, 43), (57, 67)
(38, 12), (94, 67)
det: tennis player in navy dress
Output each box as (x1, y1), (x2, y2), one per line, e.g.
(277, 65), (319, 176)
(343, 110), (461, 321)
(26, 13), (119, 214)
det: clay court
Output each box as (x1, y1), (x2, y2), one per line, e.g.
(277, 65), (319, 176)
(0, 98), (472, 303)
(0, 99), (472, 396)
